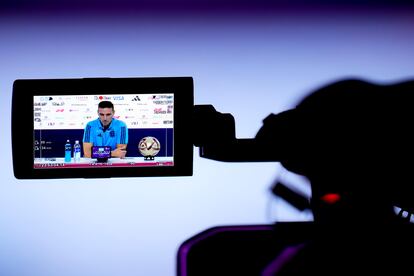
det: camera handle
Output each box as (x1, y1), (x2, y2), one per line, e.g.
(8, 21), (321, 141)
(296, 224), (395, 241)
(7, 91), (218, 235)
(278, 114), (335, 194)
(192, 104), (283, 162)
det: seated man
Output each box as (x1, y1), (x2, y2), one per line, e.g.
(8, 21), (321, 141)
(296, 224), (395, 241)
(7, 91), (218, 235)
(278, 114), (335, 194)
(83, 100), (128, 158)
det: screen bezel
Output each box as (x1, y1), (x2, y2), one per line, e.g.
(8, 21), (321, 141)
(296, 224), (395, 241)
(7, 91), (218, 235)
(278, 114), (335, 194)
(12, 77), (194, 179)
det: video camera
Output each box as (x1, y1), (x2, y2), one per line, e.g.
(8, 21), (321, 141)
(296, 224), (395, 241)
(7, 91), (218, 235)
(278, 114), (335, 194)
(10, 76), (414, 212)
(11, 76), (414, 274)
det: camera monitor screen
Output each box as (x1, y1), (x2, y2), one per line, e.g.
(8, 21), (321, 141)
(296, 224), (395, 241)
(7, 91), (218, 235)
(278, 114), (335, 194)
(12, 77), (194, 179)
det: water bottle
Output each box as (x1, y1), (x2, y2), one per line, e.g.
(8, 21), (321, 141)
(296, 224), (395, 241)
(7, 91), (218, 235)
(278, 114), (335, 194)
(73, 140), (81, 162)
(64, 140), (72, 162)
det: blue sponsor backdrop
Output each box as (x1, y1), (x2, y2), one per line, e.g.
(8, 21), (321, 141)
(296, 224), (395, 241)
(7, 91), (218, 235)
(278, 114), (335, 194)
(34, 128), (173, 158)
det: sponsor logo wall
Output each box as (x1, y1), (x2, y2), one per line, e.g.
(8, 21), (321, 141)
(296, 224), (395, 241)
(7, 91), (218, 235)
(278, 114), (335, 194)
(34, 94), (174, 130)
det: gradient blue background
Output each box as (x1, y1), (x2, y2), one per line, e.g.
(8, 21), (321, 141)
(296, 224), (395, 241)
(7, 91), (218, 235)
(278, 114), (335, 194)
(1, 2), (414, 275)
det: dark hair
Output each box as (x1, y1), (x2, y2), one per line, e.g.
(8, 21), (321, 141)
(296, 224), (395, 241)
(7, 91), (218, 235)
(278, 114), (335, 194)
(98, 101), (114, 110)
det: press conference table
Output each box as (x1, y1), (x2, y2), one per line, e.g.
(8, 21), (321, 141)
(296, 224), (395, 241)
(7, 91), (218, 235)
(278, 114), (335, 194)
(34, 157), (174, 168)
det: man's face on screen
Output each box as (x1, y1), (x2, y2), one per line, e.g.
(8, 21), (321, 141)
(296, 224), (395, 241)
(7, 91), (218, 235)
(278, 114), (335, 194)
(98, 107), (114, 127)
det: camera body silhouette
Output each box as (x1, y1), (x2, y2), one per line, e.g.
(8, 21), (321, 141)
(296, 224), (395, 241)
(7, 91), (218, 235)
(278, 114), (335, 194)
(182, 78), (414, 275)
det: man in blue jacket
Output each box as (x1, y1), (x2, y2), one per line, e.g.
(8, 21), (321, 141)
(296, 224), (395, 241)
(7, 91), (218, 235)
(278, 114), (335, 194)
(83, 100), (128, 158)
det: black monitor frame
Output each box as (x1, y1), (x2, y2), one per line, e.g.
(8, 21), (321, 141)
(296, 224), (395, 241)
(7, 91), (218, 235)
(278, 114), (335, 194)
(12, 77), (194, 179)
